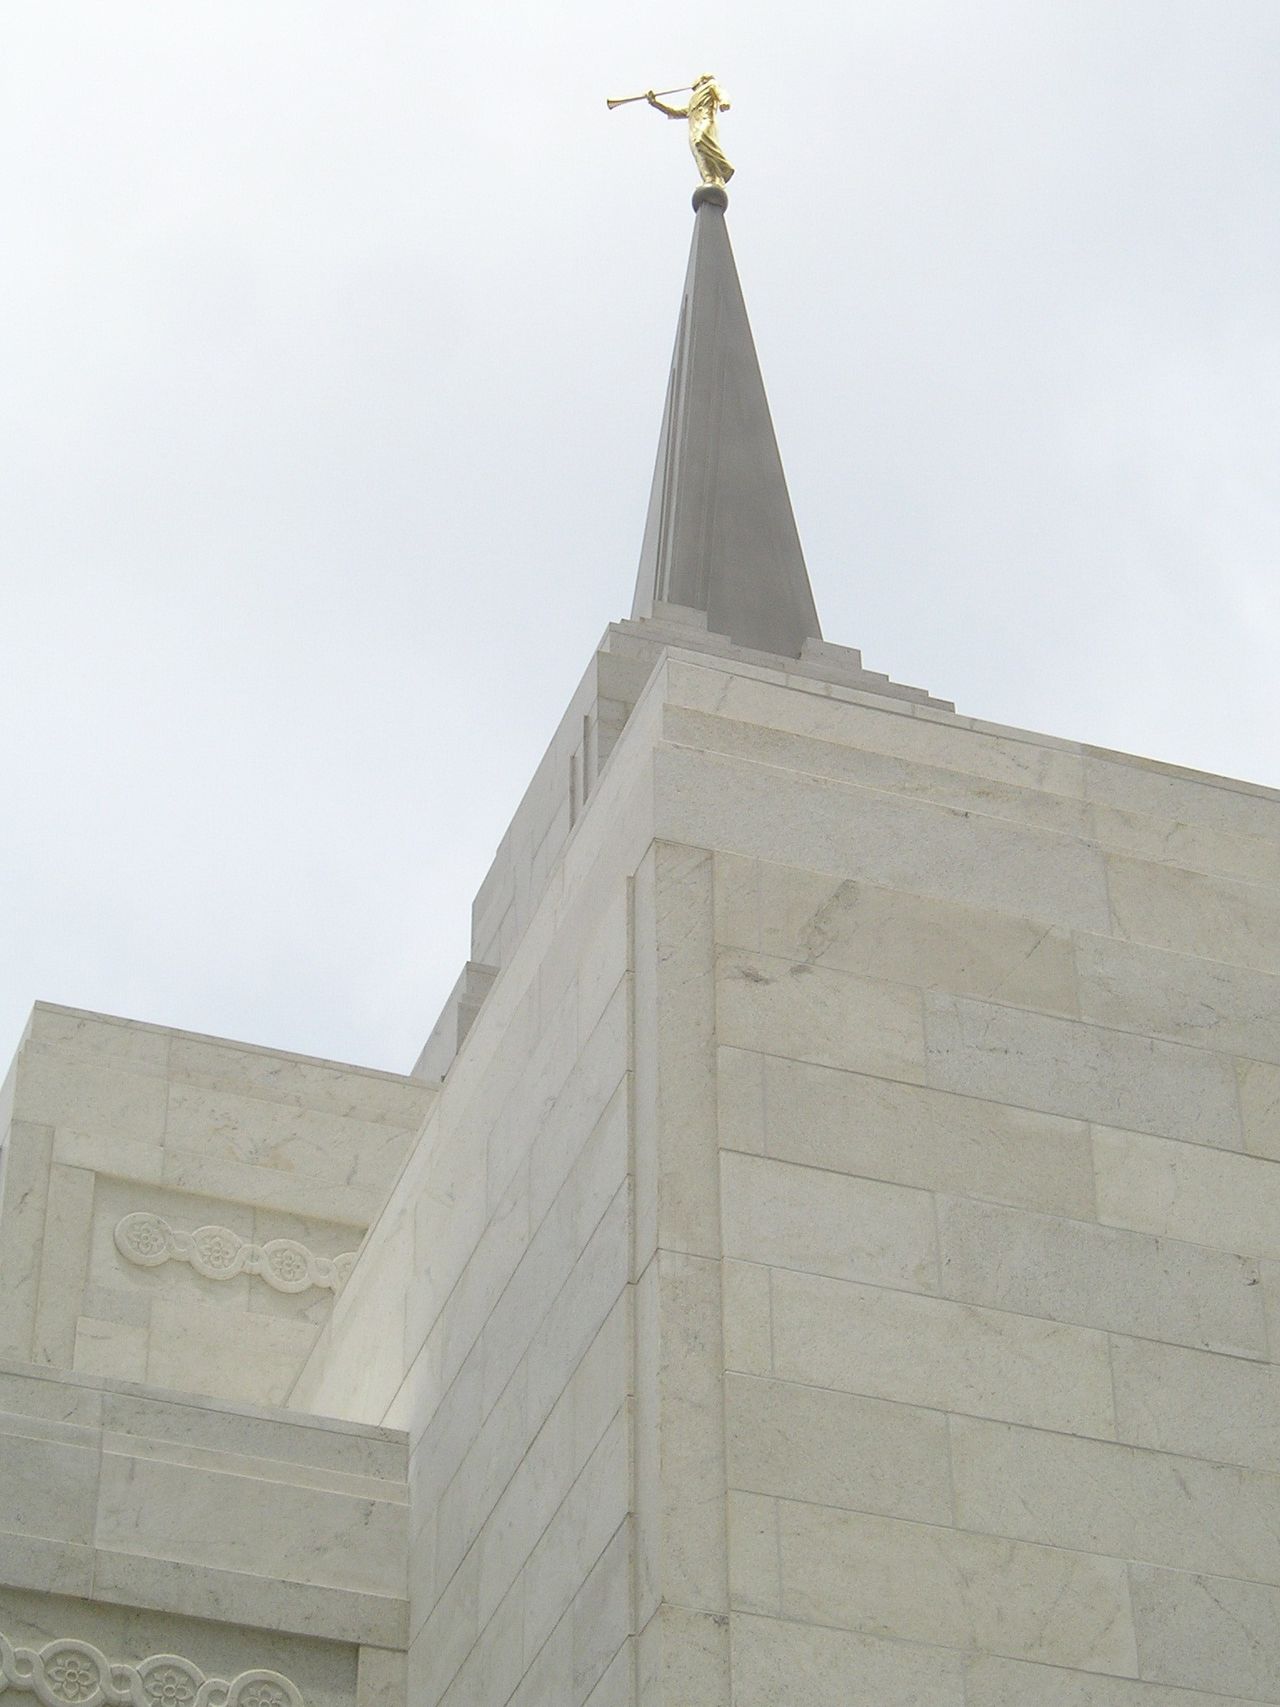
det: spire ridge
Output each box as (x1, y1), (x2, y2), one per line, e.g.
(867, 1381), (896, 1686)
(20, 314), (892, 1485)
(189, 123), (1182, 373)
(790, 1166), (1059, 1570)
(631, 198), (822, 659)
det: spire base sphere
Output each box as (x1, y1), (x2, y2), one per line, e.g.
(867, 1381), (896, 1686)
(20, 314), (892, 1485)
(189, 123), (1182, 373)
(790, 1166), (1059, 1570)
(691, 184), (729, 211)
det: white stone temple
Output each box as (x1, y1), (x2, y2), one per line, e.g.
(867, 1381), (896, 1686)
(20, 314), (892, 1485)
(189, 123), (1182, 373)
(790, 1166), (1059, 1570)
(4, 190), (1280, 1707)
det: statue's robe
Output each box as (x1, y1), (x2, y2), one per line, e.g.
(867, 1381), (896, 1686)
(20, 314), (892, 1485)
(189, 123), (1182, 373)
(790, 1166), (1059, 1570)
(687, 82), (734, 184)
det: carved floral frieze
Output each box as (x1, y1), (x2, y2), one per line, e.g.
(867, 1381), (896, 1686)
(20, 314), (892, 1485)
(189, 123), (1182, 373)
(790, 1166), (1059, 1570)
(0, 1633), (303, 1707)
(113, 1213), (356, 1296)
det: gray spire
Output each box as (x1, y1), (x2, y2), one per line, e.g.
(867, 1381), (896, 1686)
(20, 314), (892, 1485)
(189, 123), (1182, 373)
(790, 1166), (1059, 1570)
(631, 188), (822, 659)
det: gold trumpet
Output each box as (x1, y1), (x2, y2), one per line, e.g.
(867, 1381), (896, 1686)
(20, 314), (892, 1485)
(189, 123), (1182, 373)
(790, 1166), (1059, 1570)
(606, 84), (691, 110)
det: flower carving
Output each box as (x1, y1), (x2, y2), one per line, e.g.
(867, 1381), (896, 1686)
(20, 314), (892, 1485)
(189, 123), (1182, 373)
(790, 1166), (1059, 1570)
(190, 1226), (243, 1275)
(140, 1665), (199, 1707)
(114, 1214), (173, 1267)
(42, 1654), (98, 1703)
(113, 1215), (355, 1296)
(233, 1683), (292, 1707)
(263, 1244), (310, 1289)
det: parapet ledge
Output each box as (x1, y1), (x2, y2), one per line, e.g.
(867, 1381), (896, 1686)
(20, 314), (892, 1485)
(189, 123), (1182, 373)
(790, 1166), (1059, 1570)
(0, 1357), (408, 1648)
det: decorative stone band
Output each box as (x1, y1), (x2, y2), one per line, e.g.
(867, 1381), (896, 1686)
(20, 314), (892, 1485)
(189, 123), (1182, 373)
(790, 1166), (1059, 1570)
(0, 1633), (304, 1707)
(114, 1213), (357, 1296)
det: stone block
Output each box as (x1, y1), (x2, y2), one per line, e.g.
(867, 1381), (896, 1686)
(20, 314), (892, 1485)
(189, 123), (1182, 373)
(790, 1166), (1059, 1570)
(451, 1303), (622, 1642)
(570, 1289), (630, 1471)
(1106, 853), (1280, 974)
(356, 1648), (406, 1707)
(1094, 1123), (1280, 1258)
(665, 701), (1087, 844)
(522, 1179), (630, 1426)
(1084, 751), (1280, 842)
(721, 1151), (937, 1291)
(12, 1049), (168, 1143)
(519, 1413), (629, 1662)
(964, 1652), (1249, 1706)
(717, 949), (924, 1081)
(715, 853), (1079, 1014)
(406, 1504), (436, 1639)
(462, 1086), (626, 1424)
(482, 977), (579, 1215)
(53, 1127), (163, 1181)
(953, 1413), (1280, 1583)
(438, 1575), (523, 1707)
(0, 1362), (103, 1428)
(88, 1544), (405, 1648)
(0, 1122), (53, 1360)
(717, 1048), (1095, 1219)
(25, 1005), (172, 1072)
(1076, 933), (1280, 1062)
(0, 1417), (99, 1545)
(938, 1195), (1265, 1356)
(432, 1364), (529, 1591)
(435, 1159), (531, 1397)
(410, 1541), (478, 1707)
(160, 1146), (383, 1225)
(631, 844), (720, 1263)
(925, 994), (1242, 1147)
(167, 1038), (431, 1127)
(724, 1373), (950, 1522)
(664, 659), (1086, 796)
(96, 1386), (401, 1481)
(32, 1163), (96, 1367)
(721, 1259), (771, 1376)
(636, 1603), (730, 1707)
(146, 1295), (320, 1406)
(164, 1082), (416, 1193)
(94, 1448), (406, 1595)
(299, 1224), (409, 1429)
(1111, 1335), (1280, 1475)
(770, 1266), (1115, 1437)
(1239, 1056), (1280, 1160)
(1088, 798), (1280, 888)
(505, 1615), (571, 1707)
(727, 1490), (779, 1616)
(475, 1385), (577, 1636)
(526, 992), (627, 1229)
(731, 1613), (965, 1707)
(582, 1642), (631, 1707)
(570, 1522), (631, 1703)
(73, 1315), (148, 1382)
(1130, 1563), (1280, 1699)
(775, 1500), (1136, 1674)
(408, 1339), (482, 1519)
(656, 744), (1112, 932)
(0, 1533), (95, 1597)
(647, 1250), (728, 1615)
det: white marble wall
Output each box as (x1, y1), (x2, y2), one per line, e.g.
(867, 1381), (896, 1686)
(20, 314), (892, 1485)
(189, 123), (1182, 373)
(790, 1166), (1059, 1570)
(293, 703), (659, 1707)
(9, 642), (1274, 1707)
(662, 653), (1280, 1705)
(0, 1005), (435, 1405)
(293, 646), (1280, 1705)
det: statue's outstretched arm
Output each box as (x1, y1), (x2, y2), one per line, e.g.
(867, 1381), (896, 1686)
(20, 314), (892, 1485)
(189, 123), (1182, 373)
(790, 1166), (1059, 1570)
(647, 92), (688, 118)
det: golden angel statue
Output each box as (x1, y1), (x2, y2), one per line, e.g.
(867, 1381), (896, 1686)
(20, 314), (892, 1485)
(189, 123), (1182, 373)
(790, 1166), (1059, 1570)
(646, 74), (733, 188)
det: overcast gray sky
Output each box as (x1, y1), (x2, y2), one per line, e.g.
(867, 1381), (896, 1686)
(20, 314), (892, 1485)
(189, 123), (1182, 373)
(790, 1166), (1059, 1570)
(4, 1), (1278, 1073)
